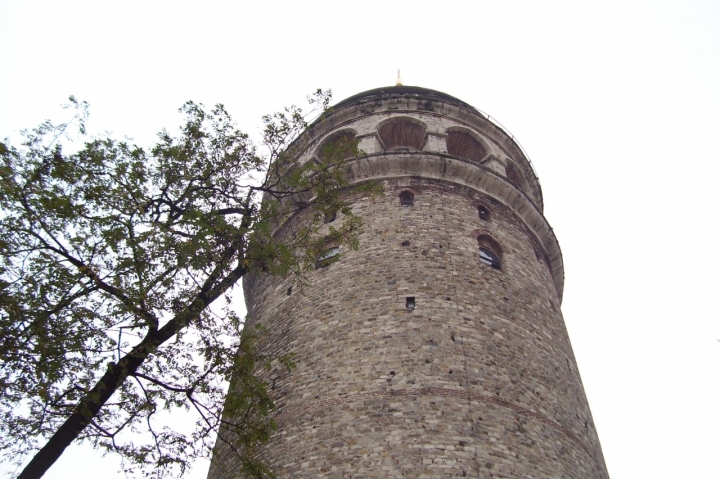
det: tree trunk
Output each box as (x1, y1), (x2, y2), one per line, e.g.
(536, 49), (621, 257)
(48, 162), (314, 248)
(17, 260), (247, 479)
(17, 337), (154, 479)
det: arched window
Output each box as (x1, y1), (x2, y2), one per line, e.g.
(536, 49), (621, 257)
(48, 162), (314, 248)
(399, 191), (414, 207)
(378, 119), (425, 150)
(505, 162), (520, 186)
(319, 131), (357, 162)
(477, 235), (502, 270)
(446, 130), (487, 162)
(324, 210), (337, 223)
(505, 161), (527, 192)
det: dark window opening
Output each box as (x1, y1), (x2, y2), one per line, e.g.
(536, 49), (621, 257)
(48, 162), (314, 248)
(446, 130), (487, 162)
(401, 240), (410, 247)
(479, 248), (501, 269)
(378, 120), (425, 150)
(287, 287), (292, 296)
(506, 163), (519, 185)
(505, 162), (526, 192)
(399, 191), (414, 207)
(324, 210), (337, 223)
(477, 234), (502, 270)
(406, 297), (416, 310)
(315, 246), (339, 269)
(319, 131), (358, 162)
(477, 205), (490, 220)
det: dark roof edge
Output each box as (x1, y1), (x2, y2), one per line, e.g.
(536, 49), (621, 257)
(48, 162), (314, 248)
(332, 86), (474, 111)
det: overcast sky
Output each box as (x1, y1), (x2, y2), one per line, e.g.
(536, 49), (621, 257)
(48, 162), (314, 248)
(1, 1), (719, 478)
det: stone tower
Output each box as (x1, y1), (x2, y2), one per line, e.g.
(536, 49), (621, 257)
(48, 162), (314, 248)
(208, 86), (609, 478)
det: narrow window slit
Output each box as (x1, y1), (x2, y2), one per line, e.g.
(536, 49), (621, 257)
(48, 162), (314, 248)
(476, 235), (503, 270)
(479, 248), (501, 269)
(477, 205), (490, 220)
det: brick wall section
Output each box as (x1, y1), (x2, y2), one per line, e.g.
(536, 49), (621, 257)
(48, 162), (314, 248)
(208, 87), (609, 479)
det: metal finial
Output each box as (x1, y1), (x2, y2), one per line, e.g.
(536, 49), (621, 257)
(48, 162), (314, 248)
(396, 70), (403, 86)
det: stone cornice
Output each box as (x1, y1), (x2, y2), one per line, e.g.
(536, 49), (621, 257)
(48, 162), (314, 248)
(303, 100), (544, 210)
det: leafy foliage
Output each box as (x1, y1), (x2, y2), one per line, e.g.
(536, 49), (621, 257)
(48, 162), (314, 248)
(0, 91), (367, 478)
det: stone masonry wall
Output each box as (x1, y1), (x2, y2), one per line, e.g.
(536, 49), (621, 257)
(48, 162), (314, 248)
(209, 178), (608, 478)
(208, 87), (609, 479)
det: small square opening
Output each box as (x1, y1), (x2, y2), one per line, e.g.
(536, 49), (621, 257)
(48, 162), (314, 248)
(315, 246), (340, 269)
(406, 297), (415, 310)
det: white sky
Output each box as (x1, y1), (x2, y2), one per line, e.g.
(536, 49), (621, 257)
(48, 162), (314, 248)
(1, 1), (719, 478)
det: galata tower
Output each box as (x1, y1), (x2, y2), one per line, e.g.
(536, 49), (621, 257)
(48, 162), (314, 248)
(208, 86), (609, 478)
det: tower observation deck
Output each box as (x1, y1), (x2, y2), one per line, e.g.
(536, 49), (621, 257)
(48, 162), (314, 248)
(208, 86), (609, 478)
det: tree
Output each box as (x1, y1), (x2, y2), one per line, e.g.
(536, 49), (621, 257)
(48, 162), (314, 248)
(0, 91), (368, 478)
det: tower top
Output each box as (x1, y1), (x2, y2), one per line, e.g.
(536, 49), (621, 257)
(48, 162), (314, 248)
(333, 85), (473, 110)
(396, 70), (403, 86)
(300, 85), (563, 297)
